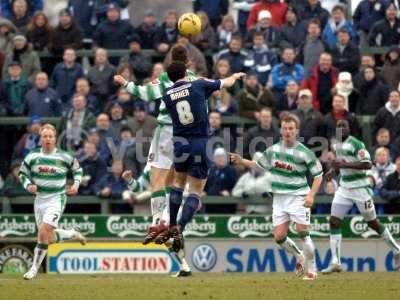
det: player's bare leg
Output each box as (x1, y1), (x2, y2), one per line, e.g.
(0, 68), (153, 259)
(274, 222), (306, 278)
(24, 223), (86, 280)
(322, 216), (344, 274)
(367, 218), (400, 271)
(296, 224), (317, 280)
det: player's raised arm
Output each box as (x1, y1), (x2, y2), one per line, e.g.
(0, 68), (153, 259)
(114, 74), (163, 102)
(221, 72), (246, 88)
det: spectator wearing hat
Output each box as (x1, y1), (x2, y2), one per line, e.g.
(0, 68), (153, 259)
(279, 6), (308, 51)
(380, 156), (400, 213)
(107, 101), (128, 139)
(92, 0), (129, 23)
(322, 5), (357, 48)
(13, 114), (41, 160)
(247, 0), (288, 30)
(357, 66), (389, 115)
(135, 9), (159, 50)
(77, 140), (107, 196)
(292, 89), (323, 146)
(2, 33), (40, 81)
(233, 0), (257, 37)
(299, 0), (330, 30)
(75, 77), (100, 116)
(331, 28), (361, 76)
(50, 48), (84, 109)
(2, 159), (29, 197)
(87, 48), (116, 107)
(0, 60), (31, 116)
(246, 10), (280, 50)
(333, 72), (359, 113)
(301, 52), (338, 114)
(204, 148), (239, 213)
(244, 31), (277, 86)
(243, 107), (279, 159)
(369, 3), (400, 47)
(238, 72), (276, 118)
(193, 0), (229, 30)
(127, 101), (156, 157)
(93, 3), (135, 50)
(353, 0), (388, 47)
(215, 35), (247, 74)
(23, 71), (61, 117)
(154, 9), (179, 54)
(381, 47), (400, 91)
(0, 17), (17, 55)
(119, 35), (152, 83)
(50, 8), (83, 58)
(60, 93), (96, 150)
(297, 19), (328, 77)
(271, 47), (304, 99)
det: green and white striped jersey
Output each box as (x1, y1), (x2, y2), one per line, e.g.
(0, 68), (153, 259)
(127, 165), (150, 193)
(124, 70), (198, 125)
(335, 135), (371, 189)
(19, 147), (83, 199)
(256, 141), (323, 195)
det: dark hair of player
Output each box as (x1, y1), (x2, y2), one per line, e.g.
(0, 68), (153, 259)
(167, 61), (186, 83)
(281, 113), (300, 129)
(171, 44), (188, 65)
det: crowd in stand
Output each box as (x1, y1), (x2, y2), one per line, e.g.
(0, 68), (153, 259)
(1, 0), (400, 214)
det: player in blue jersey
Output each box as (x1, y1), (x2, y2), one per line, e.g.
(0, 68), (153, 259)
(156, 60), (244, 251)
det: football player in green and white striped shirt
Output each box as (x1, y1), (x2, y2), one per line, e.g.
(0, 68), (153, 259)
(114, 45), (194, 277)
(322, 119), (400, 274)
(19, 124), (86, 280)
(231, 114), (323, 280)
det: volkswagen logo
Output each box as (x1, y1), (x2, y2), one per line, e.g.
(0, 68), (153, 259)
(191, 244), (217, 272)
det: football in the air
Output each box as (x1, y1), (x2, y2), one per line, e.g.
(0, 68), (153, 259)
(178, 13), (202, 37)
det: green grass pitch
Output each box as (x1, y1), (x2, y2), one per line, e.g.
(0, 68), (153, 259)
(1, 273), (399, 300)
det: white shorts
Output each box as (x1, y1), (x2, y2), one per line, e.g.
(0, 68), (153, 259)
(34, 194), (67, 228)
(272, 194), (311, 227)
(331, 186), (376, 222)
(147, 124), (173, 170)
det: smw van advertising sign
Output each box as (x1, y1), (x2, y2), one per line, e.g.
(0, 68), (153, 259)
(187, 240), (400, 273)
(47, 243), (180, 274)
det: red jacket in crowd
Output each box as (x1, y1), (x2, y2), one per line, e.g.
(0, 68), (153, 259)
(301, 65), (339, 111)
(246, 1), (288, 29)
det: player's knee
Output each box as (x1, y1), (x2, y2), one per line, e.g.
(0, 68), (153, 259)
(329, 216), (341, 229)
(274, 232), (286, 243)
(367, 219), (379, 230)
(38, 225), (53, 243)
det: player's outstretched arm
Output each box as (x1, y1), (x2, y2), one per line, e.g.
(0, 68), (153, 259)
(221, 72), (246, 88)
(229, 152), (257, 170)
(332, 160), (372, 170)
(122, 170), (142, 193)
(113, 75), (163, 102)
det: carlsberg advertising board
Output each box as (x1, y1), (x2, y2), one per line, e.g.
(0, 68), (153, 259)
(1, 215), (400, 239)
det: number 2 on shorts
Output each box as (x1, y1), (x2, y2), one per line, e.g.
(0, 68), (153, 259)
(177, 100), (194, 125)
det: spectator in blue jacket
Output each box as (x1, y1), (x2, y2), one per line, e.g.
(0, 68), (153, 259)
(244, 31), (278, 86)
(50, 48), (84, 110)
(75, 77), (100, 116)
(271, 47), (304, 98)
(215, 35), (248, 73)
(353, 0), (389, 47)
(0, 60), (31, 116)
(95, 159), (129, 199)
(78, 141), (107, 196)
(23, 72), (61, 117)
(13, 114), (41, 160)
(193, 0), (229, 30)
(322, 4), (357, 48)
(1, 0), (43, 19)
(93, 3), (135, 50)
(4, 0), (37, 32)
